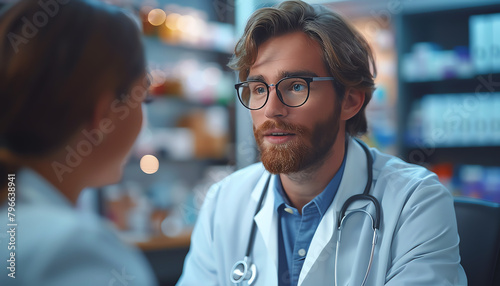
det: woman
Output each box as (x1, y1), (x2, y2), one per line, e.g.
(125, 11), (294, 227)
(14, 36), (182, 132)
(0, 0), (157, 285)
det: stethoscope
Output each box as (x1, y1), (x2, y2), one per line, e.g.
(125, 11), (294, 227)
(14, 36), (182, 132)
(230, 138), (381, 286)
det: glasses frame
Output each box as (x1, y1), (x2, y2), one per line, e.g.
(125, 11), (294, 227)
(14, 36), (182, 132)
(235, 76), (335, 110)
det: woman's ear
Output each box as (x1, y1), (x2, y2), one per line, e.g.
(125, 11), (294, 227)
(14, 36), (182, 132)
(340, 88), (365, 121)
(89, 92), (114, 130)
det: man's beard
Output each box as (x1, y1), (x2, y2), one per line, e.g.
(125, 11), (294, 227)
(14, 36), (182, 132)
(253, 111), (341, 175)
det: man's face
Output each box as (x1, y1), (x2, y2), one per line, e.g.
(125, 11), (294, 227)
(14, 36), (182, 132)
(249, 31), (343, 174)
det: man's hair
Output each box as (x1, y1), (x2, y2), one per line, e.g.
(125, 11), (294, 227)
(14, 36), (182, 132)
(228, 0), (376, 136)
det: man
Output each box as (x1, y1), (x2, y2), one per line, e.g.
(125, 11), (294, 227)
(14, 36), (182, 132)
(178, 1), (467, 285)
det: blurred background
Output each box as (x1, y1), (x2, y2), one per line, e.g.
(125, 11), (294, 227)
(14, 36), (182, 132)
(2, 0), (500, 284)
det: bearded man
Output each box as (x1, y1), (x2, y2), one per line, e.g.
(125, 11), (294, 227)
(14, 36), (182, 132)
(178, 1), (467, 285)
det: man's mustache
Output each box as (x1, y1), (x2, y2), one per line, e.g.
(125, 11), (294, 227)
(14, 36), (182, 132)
(254, 120), (307, 137)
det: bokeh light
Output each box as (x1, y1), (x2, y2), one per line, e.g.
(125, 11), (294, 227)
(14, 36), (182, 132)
(140, 155), (159, 174)
(148, 9), (166, 26)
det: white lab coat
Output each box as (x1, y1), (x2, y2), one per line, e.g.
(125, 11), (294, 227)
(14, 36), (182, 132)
(0, 168), (157, 286)
(178, 138), (467, 285)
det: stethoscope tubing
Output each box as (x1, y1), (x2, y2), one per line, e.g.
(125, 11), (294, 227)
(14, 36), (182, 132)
(334, 138), (381, 286)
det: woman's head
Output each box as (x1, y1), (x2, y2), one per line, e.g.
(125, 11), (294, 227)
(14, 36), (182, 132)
(0, 0), (147, 195)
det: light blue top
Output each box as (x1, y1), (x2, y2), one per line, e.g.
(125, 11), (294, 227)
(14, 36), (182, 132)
(0, 168), (158, 286)
(274, 157), (346, 286)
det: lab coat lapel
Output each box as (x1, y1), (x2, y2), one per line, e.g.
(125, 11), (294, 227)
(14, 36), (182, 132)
(298, 138), (369, 285)
(252, 173), (279, 268)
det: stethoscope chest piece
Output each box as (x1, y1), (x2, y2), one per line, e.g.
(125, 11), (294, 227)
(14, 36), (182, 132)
(231, 256), (257, 285)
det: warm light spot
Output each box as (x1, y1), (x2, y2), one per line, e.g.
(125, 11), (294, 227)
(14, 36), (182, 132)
(177, 15), (196, 33)
(165, 13), (181, 30)
(148, 9), (166, 26)
(140, 155), (159, 174)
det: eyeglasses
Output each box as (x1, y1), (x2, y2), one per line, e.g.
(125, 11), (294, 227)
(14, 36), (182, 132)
(235, 76), (335, 110)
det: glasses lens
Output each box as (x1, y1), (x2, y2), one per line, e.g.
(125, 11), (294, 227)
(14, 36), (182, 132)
(238, 81), (267, 109)
(278, 77), (309, 107)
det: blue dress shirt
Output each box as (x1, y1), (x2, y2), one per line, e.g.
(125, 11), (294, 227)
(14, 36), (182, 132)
(274, 157), (346, 286)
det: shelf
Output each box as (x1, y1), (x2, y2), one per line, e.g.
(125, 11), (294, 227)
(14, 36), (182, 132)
(403, 146), (500, 166)
(119, 229), (192, 251)
(149, 95), (233, 107)
(398, 4), (500, 53)
(396, 3), (500, 170)
(128, 154), (229, 165)
(136, 230), (192, 251)
(143, 35), (233, 55)
(401, 0), (500, 14)
(142, 35), (234, 67)
(402, 73), (500, 85)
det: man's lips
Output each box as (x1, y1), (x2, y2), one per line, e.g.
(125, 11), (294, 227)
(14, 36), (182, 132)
(262, 129), (296, 144)
(263, 129), (296, 136)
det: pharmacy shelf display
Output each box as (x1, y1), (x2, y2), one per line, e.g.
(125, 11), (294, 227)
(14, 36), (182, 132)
(395, 3), (500, 202)
(98, 3), (238, 254)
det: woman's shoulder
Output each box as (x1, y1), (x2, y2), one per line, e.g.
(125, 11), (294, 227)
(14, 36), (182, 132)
(1, 203), (157, 285)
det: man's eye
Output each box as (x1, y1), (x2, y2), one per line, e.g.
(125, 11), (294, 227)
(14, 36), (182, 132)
(254, 86), (266, 94)
(292, 84), (306, 92)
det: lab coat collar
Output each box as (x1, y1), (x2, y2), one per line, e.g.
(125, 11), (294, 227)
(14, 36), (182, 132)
(298, 137), (369, 285)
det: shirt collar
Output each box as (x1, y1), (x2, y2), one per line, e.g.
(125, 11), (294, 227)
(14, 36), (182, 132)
(273, 152), (347, 217)
(17, 168), (73, 209)
(273, 174), (290, 212)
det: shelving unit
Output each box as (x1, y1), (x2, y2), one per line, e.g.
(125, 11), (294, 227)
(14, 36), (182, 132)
(103, 3), (237, 285)
(395, 2), (500, 202)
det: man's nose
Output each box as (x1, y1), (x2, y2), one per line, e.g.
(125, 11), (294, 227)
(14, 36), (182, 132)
(264, 86), (288, 118)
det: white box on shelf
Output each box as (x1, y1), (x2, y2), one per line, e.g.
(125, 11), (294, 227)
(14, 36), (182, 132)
(494, 94), (500, 144)
(136, 127), (195, 161)
(492, 13), (500, 73)
(483, 94), (496, 146)
(420, 95), (432, 146)
(423, 93), (498, 148)
(422, 95), (448, 147)
(445, 94), (466, 147)
(472, 94), (489, 146)
(470, 14), (493, 74)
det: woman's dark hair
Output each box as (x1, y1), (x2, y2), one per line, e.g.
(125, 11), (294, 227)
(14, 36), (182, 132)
(0, 0), (145, 195)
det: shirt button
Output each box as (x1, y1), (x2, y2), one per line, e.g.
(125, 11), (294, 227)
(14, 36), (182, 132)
(298, 249), (306, 257)
(284, 207), (294, 214)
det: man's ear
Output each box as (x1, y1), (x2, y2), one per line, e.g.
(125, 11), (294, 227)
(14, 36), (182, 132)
(89, 92), (114, 130)
(340, 88), (365, 121)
